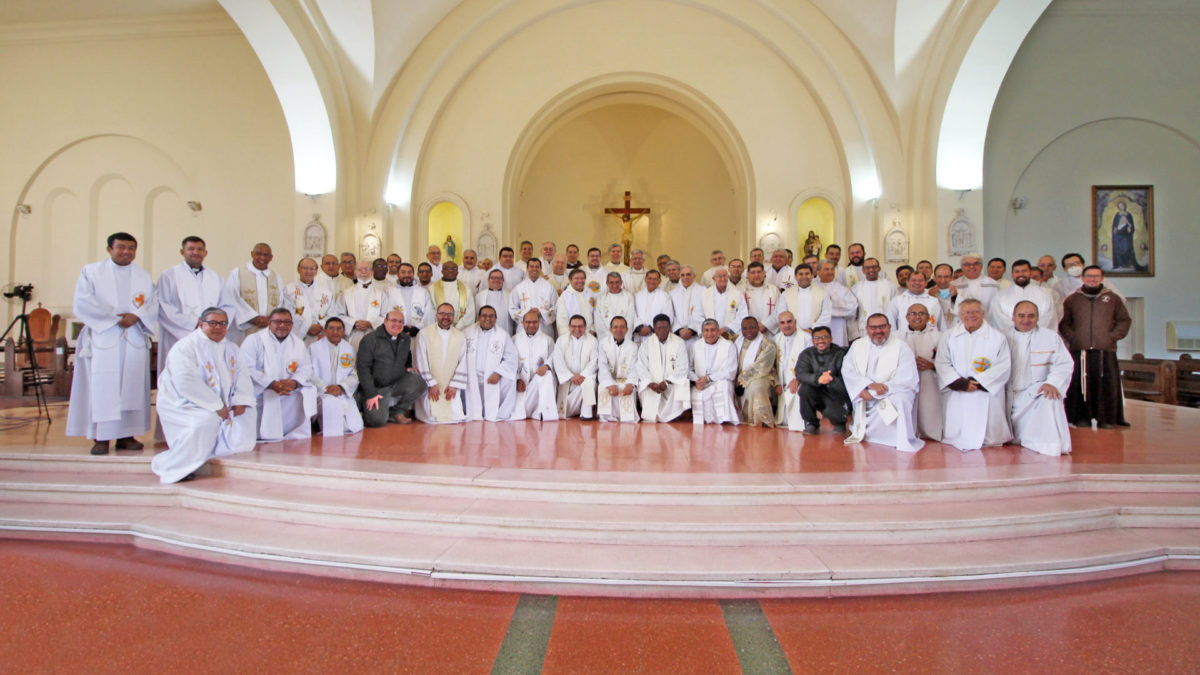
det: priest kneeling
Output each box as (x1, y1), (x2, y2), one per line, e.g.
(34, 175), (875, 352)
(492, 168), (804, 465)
(690, 319), (740, 425)
(597, 316), (641, 422)
(637, 314), (691, 423)
(512, 309), (558, 421)
(152, 308), (256, 483)
(935, 298), (1012, 451)
(1006, 300), (1073, 456)
(240, 308), (317, 441)
(841, 313), (923, 452)
(308, 317), (364, 436)
(463, 305), (519, 421)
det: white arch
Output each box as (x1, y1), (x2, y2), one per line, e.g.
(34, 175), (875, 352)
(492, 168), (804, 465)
(218, 0), (336, 194)
(418, 192), (473, 255)
(787, 188), (846, 256)
(936, 0), (1053, 190)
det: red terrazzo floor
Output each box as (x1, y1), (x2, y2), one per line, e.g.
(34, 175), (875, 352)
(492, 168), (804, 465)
(2, 539), (1198, 673)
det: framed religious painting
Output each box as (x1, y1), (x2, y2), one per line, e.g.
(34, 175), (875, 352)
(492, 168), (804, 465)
(1092, 185), (1154, 276)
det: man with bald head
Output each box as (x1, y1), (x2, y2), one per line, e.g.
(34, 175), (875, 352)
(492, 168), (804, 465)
(330, 259), (393, 349)
(699, 267), (747, 340)
(935, 298), (1012, 451)
(284, 257), (334, 344)
(318, 254), (346, 295)
(1006, 300), (1073, 455)
(220, 242), (285, 345)
(356, 310), (426, 426)
(240, 308), (316, 441)
(772, 311), (812, 430)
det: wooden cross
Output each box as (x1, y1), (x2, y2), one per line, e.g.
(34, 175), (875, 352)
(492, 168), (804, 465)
(604, 190), (650, 265)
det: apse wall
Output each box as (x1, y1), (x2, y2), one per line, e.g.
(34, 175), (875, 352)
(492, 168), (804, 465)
(983, 4), (1200, 358)
(409, 0), (847, 264)
(0, 17), (295, 317)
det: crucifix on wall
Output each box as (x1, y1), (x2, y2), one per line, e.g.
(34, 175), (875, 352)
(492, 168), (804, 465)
(604, 190), (650, 265)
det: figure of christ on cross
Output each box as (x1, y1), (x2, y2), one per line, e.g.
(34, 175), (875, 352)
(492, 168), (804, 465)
(604, 190), (650, 266)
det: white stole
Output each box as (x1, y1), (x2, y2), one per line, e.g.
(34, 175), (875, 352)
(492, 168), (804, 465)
(845, 337), (903, 444)
(89, 261), (155, 422)
(599, 338), (638, 422)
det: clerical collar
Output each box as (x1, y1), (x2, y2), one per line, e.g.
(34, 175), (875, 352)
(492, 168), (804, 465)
(360, 281), (371, 288)
(274, 334), (287, 343)
(189, 265), (204, 274)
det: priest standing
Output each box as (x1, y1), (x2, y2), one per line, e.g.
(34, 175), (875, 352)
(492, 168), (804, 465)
(67, 232), (158, 455)
(935, 298), (1012, 450)
(219, 242), (283, 345)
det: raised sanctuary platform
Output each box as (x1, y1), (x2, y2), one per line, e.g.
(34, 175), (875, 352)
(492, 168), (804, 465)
(1, 401), (1198, 598)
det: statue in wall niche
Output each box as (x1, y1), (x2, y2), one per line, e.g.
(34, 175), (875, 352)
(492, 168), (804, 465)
(360, 233), (381, 261)
(803, 230), (822, 258)
(444, 235), (456, 261)
(885, 226), (909, 263)
(302, 214), (326, 259)
(476, 222), (498, 262)
(948, 208), (975, 257)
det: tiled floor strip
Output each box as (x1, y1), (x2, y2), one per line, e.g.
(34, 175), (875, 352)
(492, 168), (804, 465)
(492, 594), (559, 674)
(720, 599), (793, 674)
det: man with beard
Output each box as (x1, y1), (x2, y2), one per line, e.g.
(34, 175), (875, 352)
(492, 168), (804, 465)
(637, 314), (692, 423)
(841, 313), (923, 452)
(935, 298), (1012, 450)
(669, 264), (705, 344)
(387, 262), (435, 336)
(1008, 301), (1074, 455)
(843, 242), (888, 288)
(384, 253), (403, 286)
(413, 303), (469, 424)
(1059, 265), (1131, 429)
(990, 259), (1057, 331)
(462, 305), (518, 421)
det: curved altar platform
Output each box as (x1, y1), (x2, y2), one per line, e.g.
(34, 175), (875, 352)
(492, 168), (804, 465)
(1, 401), (1198, 598)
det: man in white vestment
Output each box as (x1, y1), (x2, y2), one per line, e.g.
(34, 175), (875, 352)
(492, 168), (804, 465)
(477, 269), (515, 335)
(814, 261), (858, 345)
(459, 249), (486, 294)
(308, 317), (363, 436)
(593, 272), (636, 342)
(462, 305), (518, 421)
(778, 264), (831, 335)
(509, 258), (557, 337)
(902, 304), (943, 441)
(773, 312), (812, 430)
(928, 263), (958, 328)
(240, 308), (317, 441)
(416, 262), (436, 289)
(626, 249), (649, 294)
(151, 308), (256, 482)
(512, 310), (559, 421)
(413, 303), (469, 424)
(765, 249), (795, 291)
(540, 241), (557, 272)
(330, 260), (393, 349)
(424, 245), (444, 282)
(951, 253), (1000, 316)
(1007, 301), (1074, 456)
(989, 259), (1058, 332)
(430, 261), (477, 330)
(338, 252), (358, 291)
(699, 267), (748, 340)
(842, 313), (924, 452)
(735, 316), (778, 427)
(581, 247), (608, 306)
(744, 262), (782, 336)
(987, 258), (1012, 290)
(637, 314), (692, 423)
(728, 259), (747, 292)
(384, 253), (402, 286)
(388, 262), (435, 336)
(935, 298), (1013, 451)
(669, 265), (705, 344)
(67, 232), (158, 454)
(850, 257), (895, 343)
(888, 271), (944, 335)
(555, 269), (594, 337)
(317, 254), (345, 297)
(700, 250), (727, 287)
(157, 235), (222, 376)
(545, 254), (570, 293)
(597, 316), (641, 422)
(603, 243), (632, 279)
(633, 270), (674, 340)
(689, 320), (740, 425)
(219, 242), (284, 345)
(552, 314), (599, 418)
(659, 259), (681, 294)
(496, 246), (527, 290)
(285, 257), (334, 344)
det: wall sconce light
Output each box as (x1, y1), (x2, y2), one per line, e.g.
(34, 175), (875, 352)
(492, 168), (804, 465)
(16, 204), (32, 215)
(187, 201), (202, 213)
(1010, 197), (1027, 211)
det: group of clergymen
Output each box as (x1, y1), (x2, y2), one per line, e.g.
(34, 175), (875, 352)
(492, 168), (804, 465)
(65, 233), (1131, 484)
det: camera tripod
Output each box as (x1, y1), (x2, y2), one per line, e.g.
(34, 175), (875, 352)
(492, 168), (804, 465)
(1, 293), (52, 423)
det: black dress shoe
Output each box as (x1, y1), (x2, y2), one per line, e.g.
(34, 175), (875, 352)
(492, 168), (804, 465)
(90, 440), (110, 455)
(832, 424), (847, 434)
(114, 437), (144, 450)
(178, 472), (198, 482)
(1097, 423), (1116, 429)
(802, 424), (820, 436)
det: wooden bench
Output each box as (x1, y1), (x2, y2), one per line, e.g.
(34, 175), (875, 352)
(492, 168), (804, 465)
(1119, 354), (1178, 406)
(1177, 354), (1200, 408)
(3, 337), (72, 398)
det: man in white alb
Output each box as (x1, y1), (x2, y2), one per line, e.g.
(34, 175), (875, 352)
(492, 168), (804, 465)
(219, 242), (284, 345)
(699, 267), (748, 340)
(888, 271), (944, 334)
(476, 268), (514, 335)
(388, 262), (435, 335)
(317, 254), (345, 296)
(496, 246), (527, 291)
(285, 257), (334, 344)
(637, 314), (692, 423)
(700, 250), (727, 287)
(157, 235), (222, 375)
(425, 245), (443, 282)
(67, 232), (158, 455)
(744, 262), (782, 336)
(935, 298), (1012, 451)
(814, 260), (858, 345)
(462, 305), (518, 421)
(902, 303), (943, 441)
(690, 319), (740, 425)
(669, 265), (705, 344)
(951, 253), (1000, 315)
(308, 317), (363, 436)
(555, 268), (593, 337)
(850, 257), (894, 343)
(581, 247), (608, 306)
(553, 314), (599, 419)
(773, 312), (812, 430)
(151, 308), (256, 482)
(509, 258), (557, 337)
(512, 310), (559, 421)
(765, 248), (795, 291)
(626, 249), (650, 294)
(778, 264), (831, 335)
(841, 313), (923, 452)
(330, 260), (393, 349)
(413, 303), (469, 424)
(1006, 300), (1074, 456)
(594, 271), (636, 342)
(459, 249), (486, 294)
(240, 308), (316, 441)
(597, 316), (641, 422)
(633, 269), (674, 340)
(430, 261), (477, 330)
(989, 259), (1057, 332)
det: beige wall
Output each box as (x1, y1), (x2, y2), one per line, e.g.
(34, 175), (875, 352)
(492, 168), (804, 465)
(0, 23), (295, 320)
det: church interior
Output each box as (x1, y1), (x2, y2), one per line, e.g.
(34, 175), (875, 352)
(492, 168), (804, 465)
(2, 0), (1199, 670)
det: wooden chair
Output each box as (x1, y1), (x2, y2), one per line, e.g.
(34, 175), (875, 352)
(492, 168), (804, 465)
(1177, 354), (1200, 408)
(1119, 354), (1178, 406)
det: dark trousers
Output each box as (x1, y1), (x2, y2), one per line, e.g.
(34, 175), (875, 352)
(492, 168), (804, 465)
(356, 373), (427, 427)
(1065, 349), (1125, 425)
(799, 381), (850, 426)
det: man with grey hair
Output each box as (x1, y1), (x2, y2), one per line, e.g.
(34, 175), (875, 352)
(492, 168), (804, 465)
(1007, 300), (1073, 455)
(669, 264), (704, 343)
(152, 307), (256, 483)
(690, 319), (740, 425)
(841, 312), (923, 452)
(626, 248), (649, 293)
(240, 307), (316, 441)
(701, 249), (727, 287)
(935, 297), (1012, 450)
(951, 252), (1000, 315)
(604, 243), (631, 278)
